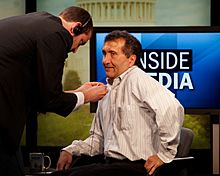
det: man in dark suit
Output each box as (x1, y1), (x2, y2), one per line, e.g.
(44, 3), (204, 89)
(0, 6), (107, 176)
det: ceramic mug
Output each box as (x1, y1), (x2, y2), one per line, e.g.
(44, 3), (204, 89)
(29, 152), (51, 172)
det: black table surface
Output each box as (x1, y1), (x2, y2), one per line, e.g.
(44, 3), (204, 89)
(24, 167), (56, 175)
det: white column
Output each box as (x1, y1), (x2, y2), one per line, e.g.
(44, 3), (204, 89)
(133, 2), (136, 20)
(127, 2), (130, 21)
(79, 3), (83, 9)
(98, 2), (101, 20)
(90, 3), (93, 16)
(107, 2), (111, 20)
(147, 2), (150, 21)
(84, 3), (86, 10)
(114, 2), (117, 20)
(120, 2), (123, 20)
(101, 2), (104, 21)
(151, 2), (155, 23)
(144, 2), (147, 22)
(94, 2), (97, 20)
(124, 2), (129, 20)
(138, 2), (141, 21)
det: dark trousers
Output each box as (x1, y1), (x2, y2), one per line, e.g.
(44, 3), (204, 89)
(51, 155), (148, 176)
(0, 141), (24, 176)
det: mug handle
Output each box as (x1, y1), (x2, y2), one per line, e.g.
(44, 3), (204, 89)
(43, 155), (51, 170)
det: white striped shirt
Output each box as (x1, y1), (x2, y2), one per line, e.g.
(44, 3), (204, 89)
(63, 66), (184, 163)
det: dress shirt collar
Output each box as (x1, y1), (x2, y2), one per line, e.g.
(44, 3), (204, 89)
(106, 66), (137, 87)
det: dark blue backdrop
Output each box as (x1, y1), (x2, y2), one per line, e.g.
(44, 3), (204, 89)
(92, 29), (220, 109)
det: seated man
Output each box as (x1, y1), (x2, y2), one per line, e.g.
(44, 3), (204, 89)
(52, 30), (184, 176)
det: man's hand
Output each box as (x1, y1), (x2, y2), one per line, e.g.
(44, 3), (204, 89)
(74, 82), (104, 92)
(56, 150), (72, 171)
(144, 155), (164, 175)
(65, 82), (108, 103)
(83, 83), (108, 103)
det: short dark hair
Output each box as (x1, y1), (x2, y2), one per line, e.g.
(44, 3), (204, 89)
(104, 30), (142, 65)
(59, 6), (93, 34)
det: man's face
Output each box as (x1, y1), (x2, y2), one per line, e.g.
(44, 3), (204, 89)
(102, 38), (135, 80)
(70, 30), (92, 53)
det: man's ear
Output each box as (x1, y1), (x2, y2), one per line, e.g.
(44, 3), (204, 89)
(128, 55), (137, 67)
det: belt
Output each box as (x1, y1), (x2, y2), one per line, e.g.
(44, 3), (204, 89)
(104, 157), (145, 164)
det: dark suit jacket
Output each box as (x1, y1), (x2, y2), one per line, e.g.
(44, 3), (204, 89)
(0, 12), (77, 153)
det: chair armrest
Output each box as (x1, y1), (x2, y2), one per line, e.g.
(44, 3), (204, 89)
(173, 156), (195, 161)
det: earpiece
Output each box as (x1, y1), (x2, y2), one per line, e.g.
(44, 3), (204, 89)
(73, 25), (82, 35)
(73, 17), (91, 36)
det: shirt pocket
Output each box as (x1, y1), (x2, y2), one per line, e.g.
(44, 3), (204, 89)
(117, 105), (135, 130)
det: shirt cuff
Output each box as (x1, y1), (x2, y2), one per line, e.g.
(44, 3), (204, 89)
(73, 92), (84, 111)
(62, 145), (74, 155)
(157, 150), (175, 163)
(62, 141), (81, 156)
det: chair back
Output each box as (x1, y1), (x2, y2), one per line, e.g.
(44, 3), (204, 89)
(176, 127), (194, 158)
(153, 127), (194, 176)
